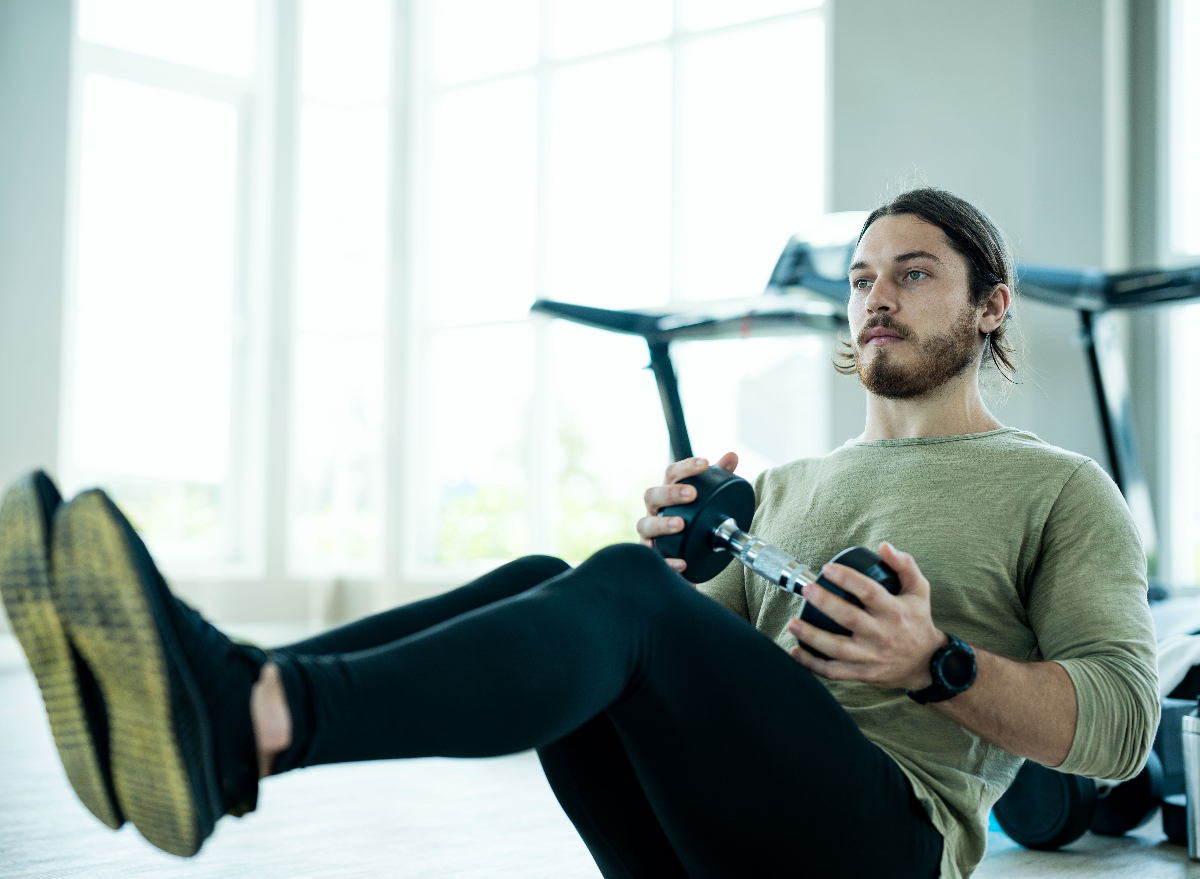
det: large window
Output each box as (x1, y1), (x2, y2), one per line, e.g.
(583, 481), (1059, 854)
(288, 0), (391, 577)
(407, 0), (828, 576)
(63, 0), (830, 591)
(65, 0), (394, 580)
(1167, 0), (1200, 586)
(64, 0), (263, 573)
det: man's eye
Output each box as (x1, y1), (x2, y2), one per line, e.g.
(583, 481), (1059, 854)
(852, 278), (871, 289)
(906, 270), (927, 281)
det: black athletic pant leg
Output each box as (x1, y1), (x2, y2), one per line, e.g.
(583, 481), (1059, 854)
(538, 713), (689, 879)
(276, 553), (687, 877)
(278, 554), (571, 655)
(271, 544), (942, 879)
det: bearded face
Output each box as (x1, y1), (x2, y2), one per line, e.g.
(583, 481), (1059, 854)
(855, 303), (982, 400)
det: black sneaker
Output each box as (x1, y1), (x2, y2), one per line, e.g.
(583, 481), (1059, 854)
(52, 489), (265, 857)
(0, 471), (123, 830)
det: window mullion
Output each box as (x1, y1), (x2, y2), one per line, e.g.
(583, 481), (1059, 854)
(382, 0), (416, 607)
(263, 0), (301, 588)
(530, 0), (555, 554)
(669, 2), (683, 305)
(78, 42), (255, 105)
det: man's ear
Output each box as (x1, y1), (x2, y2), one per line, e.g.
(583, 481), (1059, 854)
(979, 283), (1010, 333)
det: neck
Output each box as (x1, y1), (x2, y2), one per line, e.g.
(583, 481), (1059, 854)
(860, 369), (1003, 441)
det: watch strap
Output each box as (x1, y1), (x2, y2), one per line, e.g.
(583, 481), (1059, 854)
(907, 633), (976, 704)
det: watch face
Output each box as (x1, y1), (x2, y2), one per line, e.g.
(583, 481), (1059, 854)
(939, 648), (975, 689)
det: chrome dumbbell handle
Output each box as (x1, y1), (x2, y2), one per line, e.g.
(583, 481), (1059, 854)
(712, 518), (821, 596)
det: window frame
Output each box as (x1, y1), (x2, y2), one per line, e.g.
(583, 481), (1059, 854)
(60, 8), (275, 581)
(1161, 0), (1200, 588)
(58, 0), (831, 611)
(399, 0), (828, 584)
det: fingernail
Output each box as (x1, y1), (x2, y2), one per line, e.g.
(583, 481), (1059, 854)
(695, 458), (707, 468)
(682, 487), (695, 499)
(672, 517), (683, 529)
(801, 583), (812, 597)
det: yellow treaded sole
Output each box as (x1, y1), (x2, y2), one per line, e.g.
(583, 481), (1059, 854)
(53, 491), (201, 857)
(0, 477), (122, 830)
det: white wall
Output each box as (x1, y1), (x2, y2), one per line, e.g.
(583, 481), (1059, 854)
(0, 0), (73, 633)
(826, 0), (1125, 467)
(0, 0), (71, 491)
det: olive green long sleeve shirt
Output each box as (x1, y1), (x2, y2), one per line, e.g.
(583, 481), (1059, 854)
(699, 428), (1159, 879)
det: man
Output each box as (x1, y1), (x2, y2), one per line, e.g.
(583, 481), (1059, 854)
(1, 188), (1156, 879)
(640, 187), (1158, 875)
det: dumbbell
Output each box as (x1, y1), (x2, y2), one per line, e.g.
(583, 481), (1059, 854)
(653, 466), (901, 653)
(992, 750), (1164, 850)
(993, 695), (1194, 850)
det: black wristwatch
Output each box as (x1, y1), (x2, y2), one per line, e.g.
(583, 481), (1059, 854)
(906, 633), (976, 704)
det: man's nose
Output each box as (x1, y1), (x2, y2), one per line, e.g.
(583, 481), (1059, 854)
(865, 278), (897, 314)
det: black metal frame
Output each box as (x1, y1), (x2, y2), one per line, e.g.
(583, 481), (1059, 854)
(532, 258), (1200, 547)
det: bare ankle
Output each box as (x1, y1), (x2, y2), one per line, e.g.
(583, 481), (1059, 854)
(250, 662), (292, 779)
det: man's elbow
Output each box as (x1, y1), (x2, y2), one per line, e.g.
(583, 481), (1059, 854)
(1054, 658), (1160, 782)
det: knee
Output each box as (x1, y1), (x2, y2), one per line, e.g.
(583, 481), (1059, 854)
(584, 542), (665, 575)
(512, 554), (572, 584)
(572, 543), (684, 611)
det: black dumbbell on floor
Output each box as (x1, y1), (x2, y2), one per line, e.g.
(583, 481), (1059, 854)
(993, 752), (1165, 849)
(653, 466), (901, 655)
(992, 697), (1200, 850)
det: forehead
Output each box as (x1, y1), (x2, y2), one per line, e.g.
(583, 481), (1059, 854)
(851, 213), (964, 271)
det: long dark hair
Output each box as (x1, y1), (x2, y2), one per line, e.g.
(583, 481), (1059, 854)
(834, 187), (1017, 382)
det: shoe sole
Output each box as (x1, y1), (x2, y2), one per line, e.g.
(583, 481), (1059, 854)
(53, 490), (220, 857)
(0, 475), (123, 830)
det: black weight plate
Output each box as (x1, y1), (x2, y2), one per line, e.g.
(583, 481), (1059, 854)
(994, 762), (1097, 850)
(1091, 749), (1163, 836)
(1162, 793), (1187, 846)
(798, 546), (901, 658)
(654, 467), (755, 583)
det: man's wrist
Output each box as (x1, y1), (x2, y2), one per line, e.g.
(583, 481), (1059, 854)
(907, 633), (977, 704)
(907, 630), (950, 691)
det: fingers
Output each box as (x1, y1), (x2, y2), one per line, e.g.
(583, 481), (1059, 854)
(633, 520), (687, 572)
(788, 643), (862, 681)
(642, 481), (698, 517)
(638, 452), (735, 573)
(877, 542), (929, 597)
(786, 616), (869, 664)
(663, 456), (711, 486)
(644, 452), (733, 517)
(660, 452), (736, 486)
(813, 563), (886, 612)
(635, 512), (686, 543)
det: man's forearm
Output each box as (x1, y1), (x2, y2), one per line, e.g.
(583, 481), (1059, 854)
(935, 647), (1077, 767)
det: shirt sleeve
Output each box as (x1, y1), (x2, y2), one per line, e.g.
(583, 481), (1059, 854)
(1027, 459), (1160, 781)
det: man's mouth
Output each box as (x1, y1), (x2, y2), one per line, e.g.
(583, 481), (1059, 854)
(861, 326), (908, 346)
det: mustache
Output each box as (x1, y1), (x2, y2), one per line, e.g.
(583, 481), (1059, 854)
(856, 314), (914, 346)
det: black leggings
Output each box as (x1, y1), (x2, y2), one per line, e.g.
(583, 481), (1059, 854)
(270, 545), (943, 879)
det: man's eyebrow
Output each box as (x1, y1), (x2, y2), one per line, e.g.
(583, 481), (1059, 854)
(847, 250), (945, 276)
(893, 250), (944, 266)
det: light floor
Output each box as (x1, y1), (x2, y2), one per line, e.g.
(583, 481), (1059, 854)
(2, 634), (1198, 879)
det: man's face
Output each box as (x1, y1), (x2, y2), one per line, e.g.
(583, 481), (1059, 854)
(846, 214), (983, 399)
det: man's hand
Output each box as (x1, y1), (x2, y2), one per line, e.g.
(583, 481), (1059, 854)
(786, 542), (945, 691)
(636, 452), (738, 573)
(789, 541), (1079, 765)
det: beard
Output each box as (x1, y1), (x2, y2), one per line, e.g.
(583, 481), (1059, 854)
(856, 306), (981, 400)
